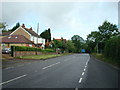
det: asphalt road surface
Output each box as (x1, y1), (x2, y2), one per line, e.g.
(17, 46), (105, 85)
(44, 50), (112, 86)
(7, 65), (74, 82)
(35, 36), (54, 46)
(1, 54), (119, 88)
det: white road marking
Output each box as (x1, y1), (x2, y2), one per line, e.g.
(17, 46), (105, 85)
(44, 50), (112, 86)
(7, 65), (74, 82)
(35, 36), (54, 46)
(5, 67), (14, 70)
(0, 74), (27, 85)
(82, 72), (84, 76)
(75, 88), (78, 90)
(84, 68), (86, 71)
(85, 65), (87, 68)
(78, 78), (83, 83)
(42, 62), (60, 70)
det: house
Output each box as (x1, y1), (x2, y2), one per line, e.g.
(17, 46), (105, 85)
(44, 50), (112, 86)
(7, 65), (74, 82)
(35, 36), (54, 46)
(2, 35), (34, 48)
(54, 38), (67, 43)
(2, 24), (45, 49)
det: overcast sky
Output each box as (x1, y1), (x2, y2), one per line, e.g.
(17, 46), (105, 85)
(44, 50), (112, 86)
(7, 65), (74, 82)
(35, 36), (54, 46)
(2, 2), (118, 40)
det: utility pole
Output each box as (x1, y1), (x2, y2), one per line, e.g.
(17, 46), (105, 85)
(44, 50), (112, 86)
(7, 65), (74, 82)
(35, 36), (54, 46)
(37, 23), (39, 47)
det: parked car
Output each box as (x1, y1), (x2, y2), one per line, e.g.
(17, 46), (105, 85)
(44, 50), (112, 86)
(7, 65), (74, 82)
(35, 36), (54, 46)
(2, 48), (11, 54)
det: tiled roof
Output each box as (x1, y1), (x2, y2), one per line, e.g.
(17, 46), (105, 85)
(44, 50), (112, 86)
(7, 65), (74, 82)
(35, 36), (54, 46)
(21, 24), (41, 38)
(55, 39), (66, 41)
(2, 31), (13, 36)
(2, 35), (34, 44)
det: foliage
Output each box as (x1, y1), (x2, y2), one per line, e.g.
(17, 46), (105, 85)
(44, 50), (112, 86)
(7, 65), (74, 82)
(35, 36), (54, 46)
(44, 48), (55, 52)
(71, 35), (85, 52)
(104, 36), (120, 60)
(11, 46), (42, 51)
(10, 22), (20, 31)
(40, 28), (51, 43)
(53, 39), (63, 49)
(98, 20), (119, 41)
(87, 20), (119, 53)
(0, 22), (8, 31)
(66, 40), (76, 53)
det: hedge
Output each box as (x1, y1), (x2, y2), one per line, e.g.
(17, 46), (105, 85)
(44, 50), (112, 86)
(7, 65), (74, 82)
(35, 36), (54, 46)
(11, 46), (55, 52)
(44, 49), (55, 52)
(104, 36), (120, 60)
(11, 46), (42, 51)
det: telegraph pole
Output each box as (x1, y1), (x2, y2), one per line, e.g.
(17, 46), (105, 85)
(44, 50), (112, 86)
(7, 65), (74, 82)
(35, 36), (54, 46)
(37, 23), (39, 47)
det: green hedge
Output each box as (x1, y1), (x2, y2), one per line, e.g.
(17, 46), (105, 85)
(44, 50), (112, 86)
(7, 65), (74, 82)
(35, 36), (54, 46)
(11, 46), (55, 52)
(44, 49), (55, 52)
(104, 36), (120, 60)
(11, 46), (42, 51)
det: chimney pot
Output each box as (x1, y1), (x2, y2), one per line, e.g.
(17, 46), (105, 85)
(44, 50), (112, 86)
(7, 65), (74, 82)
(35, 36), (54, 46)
(30, 27), (32, 30)
(22, 24), (25, 28)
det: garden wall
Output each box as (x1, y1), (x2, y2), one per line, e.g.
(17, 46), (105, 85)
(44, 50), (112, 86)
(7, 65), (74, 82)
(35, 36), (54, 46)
(13, 51), (57, 57)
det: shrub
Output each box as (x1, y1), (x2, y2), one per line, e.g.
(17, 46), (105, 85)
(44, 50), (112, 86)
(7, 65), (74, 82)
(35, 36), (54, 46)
(44, 49), (55, 52)
(11, 46), (42, 51)
(104, 36), (120, 60)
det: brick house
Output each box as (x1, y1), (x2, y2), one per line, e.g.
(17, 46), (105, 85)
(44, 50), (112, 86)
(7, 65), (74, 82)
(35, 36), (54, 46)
(2, 35), (34, 48)
(2, 24), (45, 49)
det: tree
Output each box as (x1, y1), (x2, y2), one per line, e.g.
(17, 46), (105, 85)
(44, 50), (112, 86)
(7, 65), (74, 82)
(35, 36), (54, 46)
(71, 35), (84, 52)
(66, 40), (76, 53)
(10, 22), (20, 31)
(98, 20), (119, 41)
(0, 22), (8, 31)
(86, 20), (119, 53)
(40, 28), (51, 43)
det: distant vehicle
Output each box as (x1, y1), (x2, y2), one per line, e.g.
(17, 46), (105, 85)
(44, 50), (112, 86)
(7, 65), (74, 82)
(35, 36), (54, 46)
(81, 49), (85, 53)
(2, 48), (11, 54)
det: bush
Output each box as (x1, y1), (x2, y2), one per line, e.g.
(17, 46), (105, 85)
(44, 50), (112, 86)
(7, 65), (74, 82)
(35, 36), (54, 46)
(11, 46), (42, 51)
(104, 36), (120, 60)
(44, 49), (55, 52)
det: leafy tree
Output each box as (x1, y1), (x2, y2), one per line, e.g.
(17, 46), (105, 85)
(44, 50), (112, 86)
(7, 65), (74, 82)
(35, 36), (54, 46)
(87, 21), (119, 53)
(0, 22), (8, 32)
(52, 38), (62, 49)
(40, 28), (51, 43)
(66, 40), (76, 53)
(98, 20), (119, 41)
(10, 22), (20, 31)
(71, 35), (84, 52)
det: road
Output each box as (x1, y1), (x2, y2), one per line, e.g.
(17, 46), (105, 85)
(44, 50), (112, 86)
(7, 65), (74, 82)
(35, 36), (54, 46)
(1, 54), (119, 88)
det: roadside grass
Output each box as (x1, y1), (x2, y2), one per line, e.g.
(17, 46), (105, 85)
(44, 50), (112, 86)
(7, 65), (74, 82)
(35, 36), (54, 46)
(16, 53), (73, 60)
(91, 53), (120, 68)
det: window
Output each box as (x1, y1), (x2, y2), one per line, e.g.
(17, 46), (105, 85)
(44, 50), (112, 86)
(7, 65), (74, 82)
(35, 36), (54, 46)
(29, 44), (32, 47)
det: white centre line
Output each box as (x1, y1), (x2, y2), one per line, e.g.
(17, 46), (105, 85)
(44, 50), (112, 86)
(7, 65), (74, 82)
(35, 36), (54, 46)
(5, 67), (14, 70)
(75, 88), (78, 90)
(0, 74), (27, 85)
(78, 78), (83, 83)
(42, 62), (60, 70)
(84, 68), (86, 71)
(82, 72), (85, 76)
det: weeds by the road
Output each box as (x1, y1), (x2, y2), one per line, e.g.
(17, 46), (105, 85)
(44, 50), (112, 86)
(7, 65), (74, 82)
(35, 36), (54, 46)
(16, 53), (73, 60)
(92, 53), (120, 68)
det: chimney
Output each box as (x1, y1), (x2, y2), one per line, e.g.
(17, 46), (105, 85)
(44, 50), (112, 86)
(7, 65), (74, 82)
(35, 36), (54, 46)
(22, 24), (25, 28)
(29, 27), (32, 30)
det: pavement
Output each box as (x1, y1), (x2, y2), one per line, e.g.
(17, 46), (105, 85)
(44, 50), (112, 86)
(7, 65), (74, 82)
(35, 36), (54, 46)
(1, 54), (119, 88)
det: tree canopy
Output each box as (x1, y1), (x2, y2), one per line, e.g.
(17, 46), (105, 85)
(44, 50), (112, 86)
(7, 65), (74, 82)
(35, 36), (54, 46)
(10, 22), (20, 31)
(40, 28), (51, 43)
(87, 20), (119, 53)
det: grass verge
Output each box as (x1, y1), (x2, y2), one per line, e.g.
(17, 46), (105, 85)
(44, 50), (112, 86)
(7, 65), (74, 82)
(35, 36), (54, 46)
(91, 53), (120, 68)
(16, 53), (73, 60)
